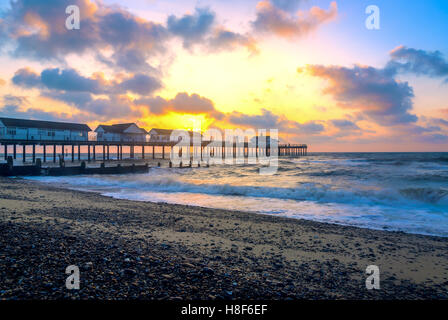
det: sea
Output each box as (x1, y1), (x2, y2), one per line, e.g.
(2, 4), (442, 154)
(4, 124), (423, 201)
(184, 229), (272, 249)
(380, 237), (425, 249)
(26, 152), (448, 237)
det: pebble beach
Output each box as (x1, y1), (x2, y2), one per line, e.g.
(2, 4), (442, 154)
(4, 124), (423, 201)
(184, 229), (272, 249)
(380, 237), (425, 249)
(1, 177), (448, 300)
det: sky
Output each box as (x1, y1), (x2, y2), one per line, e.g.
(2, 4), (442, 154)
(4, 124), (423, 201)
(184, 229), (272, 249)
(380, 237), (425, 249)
(0, 0), (447, 151)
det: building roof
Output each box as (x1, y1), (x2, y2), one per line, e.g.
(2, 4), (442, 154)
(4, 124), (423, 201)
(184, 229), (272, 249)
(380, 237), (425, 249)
(0, 117), (91, 131)
(150, 128), (173, 135)
(150, 128), (202, 137)
(95, 123), (147, 134)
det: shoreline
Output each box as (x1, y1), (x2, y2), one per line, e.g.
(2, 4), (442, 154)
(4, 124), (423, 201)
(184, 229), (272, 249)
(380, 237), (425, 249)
(25, 175), (448, 239)
(1, 177), (448, 299)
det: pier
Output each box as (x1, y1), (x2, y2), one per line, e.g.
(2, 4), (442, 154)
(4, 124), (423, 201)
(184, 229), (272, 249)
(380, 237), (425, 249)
(0, 139), (307, 164)
(0, 139), (307, 176)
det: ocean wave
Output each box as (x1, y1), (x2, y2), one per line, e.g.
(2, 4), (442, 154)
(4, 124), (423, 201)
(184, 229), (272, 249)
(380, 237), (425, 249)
(28, 173), (448, 208)
(399, 188), (448, 205)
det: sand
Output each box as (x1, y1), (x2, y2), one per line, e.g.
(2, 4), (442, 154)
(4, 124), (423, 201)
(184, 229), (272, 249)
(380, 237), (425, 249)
(0, 176), (447, 299)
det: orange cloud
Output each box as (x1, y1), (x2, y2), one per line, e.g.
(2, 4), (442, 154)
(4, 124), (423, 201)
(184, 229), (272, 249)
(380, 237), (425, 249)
(253, 1), (337, 39)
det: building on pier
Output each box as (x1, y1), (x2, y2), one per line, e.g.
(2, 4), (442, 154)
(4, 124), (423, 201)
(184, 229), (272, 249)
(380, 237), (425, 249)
(95, 123), (148, 142)
(0, 117), (91, 141)
(149, 128), (202, 143)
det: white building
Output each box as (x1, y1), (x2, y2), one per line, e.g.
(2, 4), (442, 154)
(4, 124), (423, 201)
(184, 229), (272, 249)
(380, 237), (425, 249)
(95, 123), (148, 142)
(149, 128), (202, 143)
(0, 117), (91, 141)
(148, 128), (173, 143)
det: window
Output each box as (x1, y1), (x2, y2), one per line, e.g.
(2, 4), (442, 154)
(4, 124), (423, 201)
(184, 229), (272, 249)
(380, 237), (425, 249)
(7, 128), (16, 136)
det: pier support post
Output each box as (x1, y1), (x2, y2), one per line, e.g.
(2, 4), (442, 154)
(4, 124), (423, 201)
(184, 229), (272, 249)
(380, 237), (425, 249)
(152, 145), (155, 159)
(32, 144), (35, 163)
(103, 145), (105, 160)
(107, 145), (110, 160)
(162, 146), (165, 159)
(142, 145), (145, 159)
(93, 144), (96, 161)
(72, 144), (75, 162)
(88, 145), (91, 162)
(22, 145), (25, 163)
(3, 144), (7, 160)
(43, 145), (46, 162)
(53, 144), (56, 163)
(13, 144), (16, 160)
(78, 144), (81, 161)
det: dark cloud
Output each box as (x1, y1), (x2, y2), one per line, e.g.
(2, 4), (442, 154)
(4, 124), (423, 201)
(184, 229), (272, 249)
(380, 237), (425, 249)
(166, 7), (257, 54)
(82, 95), (141, 118)
(0, 0), (168, 72)
(207, 29), (258, 55)
(300, 64), (417, 126)
(117, 74), (162, 96)
(387, 46), (448, 81)
(43, 91), (93, 107)
(295, 121), (324, 134)
(167, 7), (215, 48)
(252, 0), (337, 39)
(12, 68), (42, 88)
(0, 0), (257, 74)
(12, 67), (162, 96)
(41, 68), (101, 93)
(331, 119), (360, 131)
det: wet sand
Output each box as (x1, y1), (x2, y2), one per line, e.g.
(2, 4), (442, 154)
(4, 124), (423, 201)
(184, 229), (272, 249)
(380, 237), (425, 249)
(0, 177), (447, 299)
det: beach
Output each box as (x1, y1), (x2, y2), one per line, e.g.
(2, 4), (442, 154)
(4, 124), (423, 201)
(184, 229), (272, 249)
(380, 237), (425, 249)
(1, 176), (447, 300)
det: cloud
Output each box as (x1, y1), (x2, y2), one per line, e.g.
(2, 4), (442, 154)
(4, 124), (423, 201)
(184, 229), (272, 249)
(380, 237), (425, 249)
(225, 108), (325, 135)
(207, 29), (259, 55)
(295, 121), (325, 134)
(331, 119), (361, 131)
(387, 46), (448, 81)
(271, 0), (304, 12)
(300, 64), (417, 126)
(252, 0), (337, 39)
(166, 7), (258, 54)
(0, 0), (168, 72)
(227, 108), (281, 128)
(137, 92), (223, 118)
(12, 68), (42, 88)
(12, 67), (162, 96)
(40, 68), (102, 93)
(117, 74), (163, 96)
(81, 95), (142, 118)
(0, 95), (90, 122)
(167, 7), (215, 48)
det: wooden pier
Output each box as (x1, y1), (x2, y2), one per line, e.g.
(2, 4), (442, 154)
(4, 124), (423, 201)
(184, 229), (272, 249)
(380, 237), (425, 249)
(0, 139), (307, 164)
